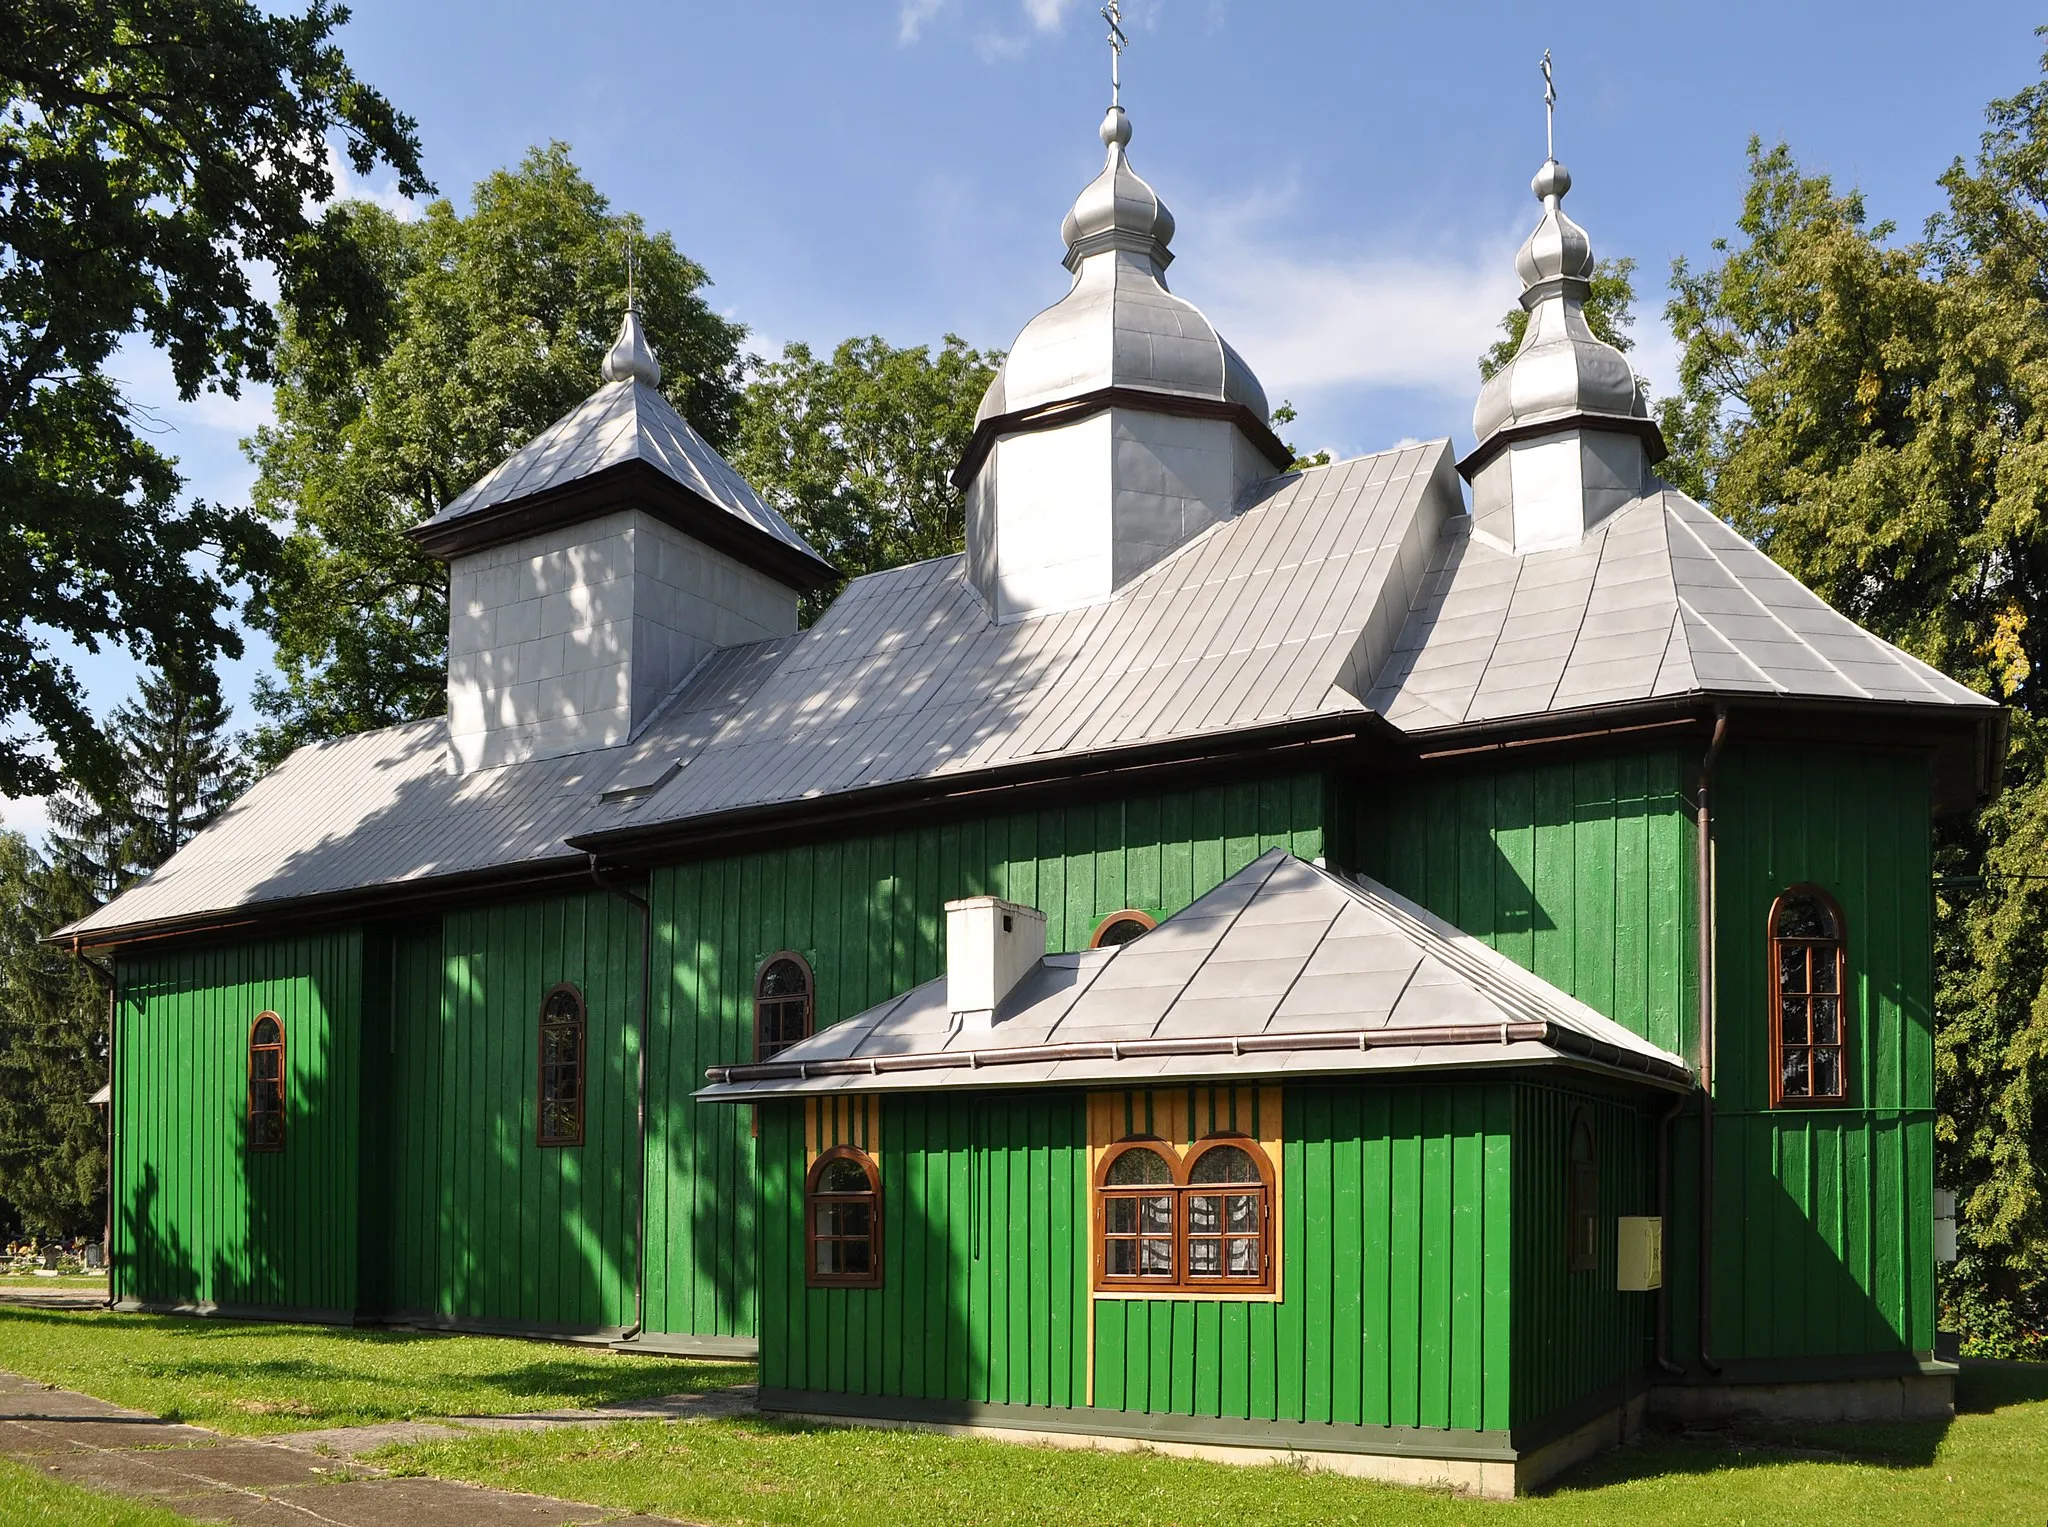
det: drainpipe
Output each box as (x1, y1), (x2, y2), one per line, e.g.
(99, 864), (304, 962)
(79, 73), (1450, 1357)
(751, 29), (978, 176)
(587, 855), (651, 1344)
(68, 938), (116, 1311)
(1696, 707), (1729, 1377)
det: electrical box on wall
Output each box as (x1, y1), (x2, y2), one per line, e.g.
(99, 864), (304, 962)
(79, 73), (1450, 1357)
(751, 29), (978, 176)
(1617, 1216), (1663, 1291)
(1935, 1188), (1958, 1264)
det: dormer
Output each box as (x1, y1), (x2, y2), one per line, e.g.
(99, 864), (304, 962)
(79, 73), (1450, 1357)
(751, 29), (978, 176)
(954, 104), (1293, 622)
(410, 308), (836, 774)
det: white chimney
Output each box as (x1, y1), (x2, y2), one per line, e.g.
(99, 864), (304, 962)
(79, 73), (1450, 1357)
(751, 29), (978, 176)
(945, 896), (1048, 1033)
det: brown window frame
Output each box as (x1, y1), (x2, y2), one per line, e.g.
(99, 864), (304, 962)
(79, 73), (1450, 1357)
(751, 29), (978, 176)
(1089, 909), (1158, 948)
(1093, 1134), (1277, 1296)
(1768, 884), (1851, 1109)
(247, 1011), (285, 1153)
(1567, 1109), (1598, 1273)
(805, 1144), (882, 1288)
(537, 982), (587, 1148)
(755, 951), (815, 1063)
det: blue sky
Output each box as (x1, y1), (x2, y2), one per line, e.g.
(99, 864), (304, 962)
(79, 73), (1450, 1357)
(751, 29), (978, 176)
(7, 0), (2042, 840)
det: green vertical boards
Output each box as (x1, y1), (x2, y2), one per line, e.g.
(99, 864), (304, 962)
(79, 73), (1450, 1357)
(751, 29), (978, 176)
(112, 930), (363, 1315)
(1708, 744), (1937, 1358)
(363, 894), (640, 1332)
(1351, 751), (1697, 1055)
(758, 1080), (1512, 1436)
(644, 775), (1327, 1340)
(1510, 1083), (1657, 1427)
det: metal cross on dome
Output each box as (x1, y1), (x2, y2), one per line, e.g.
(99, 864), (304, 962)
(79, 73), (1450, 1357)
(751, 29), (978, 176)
(1103, 1), (1127, 107)
(1541, 48), (1556, 159)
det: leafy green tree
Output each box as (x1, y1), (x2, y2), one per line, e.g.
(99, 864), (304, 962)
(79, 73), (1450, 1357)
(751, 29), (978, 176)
(1, 0), (427, 800)
(732, 334), (1000, 612)
(246, 145), (748, 762)
(0, 834), (106, 1239)
(1480, 256), (1642, 382)
(47, 666), (247, 900)
(1270, 402), (1333, 471)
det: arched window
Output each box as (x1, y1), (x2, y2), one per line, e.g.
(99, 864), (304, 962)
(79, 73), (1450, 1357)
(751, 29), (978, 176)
(538, 984), (586, 1147)
(756, 953), (814, 1062)
(807, 1146), (881, 1287)
(1096, 1136), (1276, 1294)
(1567, 1110), (1598, 1273)
(1770, 886), (1849, 1106)
(248, 1013), (285, 1152)
(1090, 909), (1157, 949)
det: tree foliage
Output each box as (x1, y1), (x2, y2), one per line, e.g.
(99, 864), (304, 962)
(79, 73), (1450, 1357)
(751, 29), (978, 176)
(1480, 257), (1642, 382)
(0, 0), (427, 799)
(246, 145), (748, 762)
(731, 334), (1000, 613)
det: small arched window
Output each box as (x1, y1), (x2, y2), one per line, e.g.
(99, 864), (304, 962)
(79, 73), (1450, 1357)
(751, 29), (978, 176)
(1096, 1135), (1276, 1294)
(1567, 1110), (1598, 1273)
(538, 984), (586, 1147)
(756, 953), (814, 1062)
(1090, 909), (1157, 949)
(807, 1146), (881, 1287)
(248, 1013), (285, 1152)
(1770, 886), (1849, 1106)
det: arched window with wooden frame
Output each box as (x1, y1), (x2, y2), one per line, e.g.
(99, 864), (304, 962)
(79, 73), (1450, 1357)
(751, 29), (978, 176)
(806, 1145), (882, 1287)
(1567, 1109), (1598, 1273)
(756, 953), (814, 1062)
(247, 1013), (286, 1152)
(1095, 1135), (1276, 1295)
(1770, 886), (1849, 1107)
(537, 983), (586, 1147)
(1090, 909), (1157, 949)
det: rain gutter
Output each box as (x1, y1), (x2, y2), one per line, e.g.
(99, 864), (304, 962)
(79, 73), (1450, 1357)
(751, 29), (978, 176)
(1696, 705), (1730, 1377)
(586, 854), (651, 1344)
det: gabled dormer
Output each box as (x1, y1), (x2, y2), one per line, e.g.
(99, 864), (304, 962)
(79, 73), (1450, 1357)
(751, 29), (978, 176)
(410, 309), (836, 774)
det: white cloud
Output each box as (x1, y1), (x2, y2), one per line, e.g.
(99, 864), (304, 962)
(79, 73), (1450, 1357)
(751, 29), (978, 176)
(898, 0), (949, 43)
(1022, 0), (1071, 31)
(321, 142), (419, 222)
(0, 794), (51, 851)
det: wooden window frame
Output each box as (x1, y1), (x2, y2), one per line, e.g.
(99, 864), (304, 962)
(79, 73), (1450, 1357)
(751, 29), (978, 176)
(1093, 1134), (1277, 1297)
(805, 1144), (882, 1288)
(247, 1011), (285, 1153)
(1768, 884), (1851, 1109)
(1089, 909), (1157, 949)
(755, 951), (815, 1063)
(1567, 1109), (1598, 1273)
(537, 982), (587, 1148)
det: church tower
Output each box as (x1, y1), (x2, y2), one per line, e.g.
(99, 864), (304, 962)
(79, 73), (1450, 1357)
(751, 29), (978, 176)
(958, 103), (1292, 622)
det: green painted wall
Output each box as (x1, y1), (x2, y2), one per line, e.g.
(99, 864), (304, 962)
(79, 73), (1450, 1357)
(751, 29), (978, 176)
(645, 776), (1328, 1340)
(1705, 744), (1937, 1360)
(359, 894), (642, 1332)
(758, 1081), (1522, 1435)
(113, 932), (364, 1314)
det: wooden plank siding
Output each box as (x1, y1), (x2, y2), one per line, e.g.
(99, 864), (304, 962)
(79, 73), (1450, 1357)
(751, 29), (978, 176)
(758, 1081), (1515, 1435)
(643, 775), (1328, 1340)
(112, 931), (364, 1316)
(1705, 744), (1938, 1360)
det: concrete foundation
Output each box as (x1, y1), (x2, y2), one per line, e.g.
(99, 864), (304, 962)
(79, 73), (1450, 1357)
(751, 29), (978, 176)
(1649, 1367), (1956, 1426)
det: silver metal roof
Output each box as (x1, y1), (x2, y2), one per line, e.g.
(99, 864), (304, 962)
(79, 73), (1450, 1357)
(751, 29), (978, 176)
(978, 105), (1268, 426)
(421, 374), (817, 563)
(697, 849), (1692, 1098)
(1367, 487), (1994, 730)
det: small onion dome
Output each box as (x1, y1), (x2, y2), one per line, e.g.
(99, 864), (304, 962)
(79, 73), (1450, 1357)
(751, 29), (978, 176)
(600, 304), (662, 388)
(1472, 155), (1647, 447)
(978, 105), (1268, 427)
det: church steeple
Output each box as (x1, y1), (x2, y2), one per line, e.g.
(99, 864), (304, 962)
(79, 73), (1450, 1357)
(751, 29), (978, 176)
(1459, 59), (1665, 555)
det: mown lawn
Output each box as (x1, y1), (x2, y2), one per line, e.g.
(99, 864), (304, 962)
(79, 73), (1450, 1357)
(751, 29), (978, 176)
(0, 1456), (187, 1527)
(369, 1362), (2048, 1527)
(0, 1306), (753, 1435)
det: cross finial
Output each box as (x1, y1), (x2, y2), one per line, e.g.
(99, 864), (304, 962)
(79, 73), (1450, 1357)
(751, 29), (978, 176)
(1541, 49), (1556, 160)
(623, 230), (639, 313)
(1102, 1), (1126, 108)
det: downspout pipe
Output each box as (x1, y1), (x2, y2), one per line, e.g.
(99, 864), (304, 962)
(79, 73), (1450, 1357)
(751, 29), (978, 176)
(1696, 707), (1730, 1377)
(68, 938), (117, 1311)
(587, 855), (651, 1344)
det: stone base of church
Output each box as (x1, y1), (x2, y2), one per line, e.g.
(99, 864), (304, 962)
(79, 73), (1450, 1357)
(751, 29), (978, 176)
(1649, 1359), (1957, 1426)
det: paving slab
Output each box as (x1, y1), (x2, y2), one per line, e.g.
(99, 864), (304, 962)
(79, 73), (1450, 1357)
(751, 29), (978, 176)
(0, 1414), (223, 1453)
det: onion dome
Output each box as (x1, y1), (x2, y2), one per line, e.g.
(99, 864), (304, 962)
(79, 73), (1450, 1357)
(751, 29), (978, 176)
(600, 303), (662, 388)
(1470, 156), (1650, 448)
(975, 105), (1270, 427)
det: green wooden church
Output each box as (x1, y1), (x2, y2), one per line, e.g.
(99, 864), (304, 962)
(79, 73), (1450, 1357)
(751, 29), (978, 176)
(63, 94), (2000, 1496)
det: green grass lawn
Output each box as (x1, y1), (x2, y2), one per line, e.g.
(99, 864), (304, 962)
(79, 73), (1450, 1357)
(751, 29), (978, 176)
(0, 1457), (188, 1527)
(0, 1306), (753, 1435)
(367, 1362), (2048, 1527)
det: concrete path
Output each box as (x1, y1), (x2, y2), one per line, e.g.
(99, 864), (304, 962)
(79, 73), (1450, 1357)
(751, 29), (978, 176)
(0, 1281), (110, 1310)
(0, 1370), (712, 1525)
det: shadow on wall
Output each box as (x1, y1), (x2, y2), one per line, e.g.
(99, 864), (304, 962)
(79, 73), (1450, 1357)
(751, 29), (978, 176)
(118, 1165), (199, 1305)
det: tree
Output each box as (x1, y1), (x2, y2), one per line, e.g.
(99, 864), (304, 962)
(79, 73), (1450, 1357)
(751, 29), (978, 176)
(1480, 256), (1642, 382)
(47, 666), (247, 900)
(0, 834), (106, 1240)
(731, 334), (1001, 613)
(246, 145), (748, 762)
(1, 0), (427, 800)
